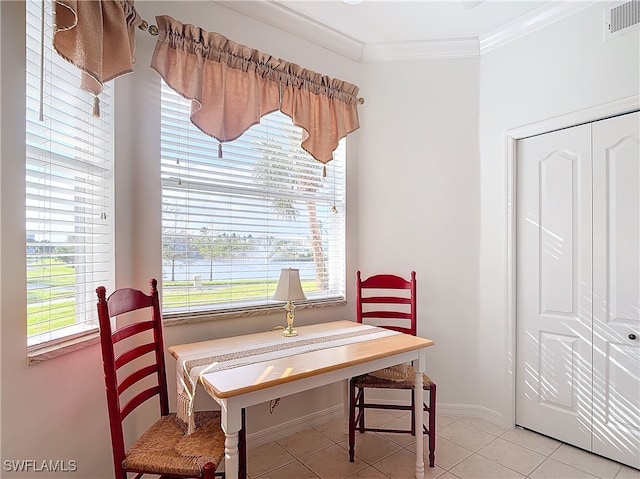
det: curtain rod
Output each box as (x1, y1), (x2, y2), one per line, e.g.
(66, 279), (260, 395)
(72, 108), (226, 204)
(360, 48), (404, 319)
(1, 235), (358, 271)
(138, 20), (159, 36)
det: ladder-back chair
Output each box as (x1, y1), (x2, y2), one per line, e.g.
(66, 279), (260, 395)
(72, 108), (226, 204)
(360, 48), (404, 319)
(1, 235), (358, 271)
(348, 271), (436, 467)
(96, 279), (227, 479)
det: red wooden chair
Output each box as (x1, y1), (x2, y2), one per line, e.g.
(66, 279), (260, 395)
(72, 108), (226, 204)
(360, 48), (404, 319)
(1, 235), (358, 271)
(96, 279), (226, 479)
(348, 271), (436, 467)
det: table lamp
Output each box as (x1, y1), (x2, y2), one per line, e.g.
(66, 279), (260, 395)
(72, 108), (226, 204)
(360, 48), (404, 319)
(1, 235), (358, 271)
(273, 268), (306, 337)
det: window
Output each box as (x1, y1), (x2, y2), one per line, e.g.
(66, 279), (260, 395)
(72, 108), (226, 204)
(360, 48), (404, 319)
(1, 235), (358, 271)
(160, 81), (346, 318)
(26, 0), (114, 348)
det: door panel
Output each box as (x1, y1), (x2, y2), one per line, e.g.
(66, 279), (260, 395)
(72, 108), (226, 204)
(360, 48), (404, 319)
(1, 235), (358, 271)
(516, 123), (593, 449)
(592, 111), (640, 469)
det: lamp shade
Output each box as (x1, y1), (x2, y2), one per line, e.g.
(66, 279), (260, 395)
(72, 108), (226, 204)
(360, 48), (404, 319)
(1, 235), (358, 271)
(273, 268), (306, 301)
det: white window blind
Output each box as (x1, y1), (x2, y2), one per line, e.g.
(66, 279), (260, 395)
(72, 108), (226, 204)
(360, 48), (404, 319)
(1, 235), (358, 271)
(160, 81), (346, 317)
(26, 0), (114, 347)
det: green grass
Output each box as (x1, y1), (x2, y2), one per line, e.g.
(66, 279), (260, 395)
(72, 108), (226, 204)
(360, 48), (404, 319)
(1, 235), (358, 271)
(27, 261), (319, 336)
(162, 279), (318, 308)
(27, 301), (76, 336)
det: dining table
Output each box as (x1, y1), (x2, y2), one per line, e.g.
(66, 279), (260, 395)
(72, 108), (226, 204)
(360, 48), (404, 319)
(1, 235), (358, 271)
(168, 319), (434, 479)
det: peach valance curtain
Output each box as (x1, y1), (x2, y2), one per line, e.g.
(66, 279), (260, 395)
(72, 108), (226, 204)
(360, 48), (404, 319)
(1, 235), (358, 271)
(150, 15), (361, 164)
(53, 0), (143, 99)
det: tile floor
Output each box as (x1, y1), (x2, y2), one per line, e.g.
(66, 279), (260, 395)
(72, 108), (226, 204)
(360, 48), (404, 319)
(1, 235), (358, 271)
(245, 411), (640, 479)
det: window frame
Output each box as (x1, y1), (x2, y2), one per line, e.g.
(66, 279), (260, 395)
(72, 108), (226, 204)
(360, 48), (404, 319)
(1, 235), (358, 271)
(25, 0), (115, 358)
(159, 81), (347, 322)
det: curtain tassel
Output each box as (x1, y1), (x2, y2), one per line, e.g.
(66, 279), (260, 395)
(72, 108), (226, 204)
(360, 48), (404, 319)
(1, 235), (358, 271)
(92, 96), (101, 118)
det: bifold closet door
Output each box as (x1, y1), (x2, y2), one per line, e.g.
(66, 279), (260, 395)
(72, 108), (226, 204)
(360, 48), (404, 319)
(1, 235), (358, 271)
(516, 111), (640, 469)
(516, 123), (593, 450)
(592, 111), (640, 469)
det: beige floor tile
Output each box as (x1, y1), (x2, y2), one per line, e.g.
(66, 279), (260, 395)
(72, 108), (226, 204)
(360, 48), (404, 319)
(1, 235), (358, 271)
(551, 444), (622, 479)
(459, 417), (509, 436)
(449, 454), (525, 479)
(358, 408), (400, 428)
(436, 415), (461, 431)
(439, 473), (464, 479)
(379, 412), (414, 432)
(345, 466), (391, 478)
(372, 448), (444, 479)
(314, 417), (349, 443)
(301, 444), (369, 479)
(438, 421), (497, 452)
(337, 431), (402, 464)
(616, 465), (640, 478)
(477, 437), (546, 476)
(277, 427), (334, 459)
(375, 416), (419, 447)
(247, 441), (297, 478)
(432, 436), (473, 470)
(252, 460), (320, 479)
(500, 427), (562, 456)
(246, 419), (635, 479)
(530, 458), (600, 479)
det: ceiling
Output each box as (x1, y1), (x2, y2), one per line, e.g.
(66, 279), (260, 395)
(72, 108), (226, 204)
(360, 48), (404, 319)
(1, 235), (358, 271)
(219, 0), (590, 61)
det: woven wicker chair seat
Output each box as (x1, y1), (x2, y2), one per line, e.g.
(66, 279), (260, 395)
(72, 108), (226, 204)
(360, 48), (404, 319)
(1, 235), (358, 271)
(123, 411), (225, 477)
(353, 365), (435, 390)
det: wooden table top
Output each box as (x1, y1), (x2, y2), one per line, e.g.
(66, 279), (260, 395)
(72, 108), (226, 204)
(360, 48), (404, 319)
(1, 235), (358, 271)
(169, 320), (434, 398)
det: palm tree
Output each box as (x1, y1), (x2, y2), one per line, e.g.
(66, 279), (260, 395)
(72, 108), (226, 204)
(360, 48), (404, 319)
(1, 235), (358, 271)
(253, 136), (328, 289)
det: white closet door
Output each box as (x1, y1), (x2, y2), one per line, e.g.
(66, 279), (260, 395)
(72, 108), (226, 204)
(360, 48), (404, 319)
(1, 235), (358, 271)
(592, 111), (640, 469)
(516, 123), (593, 449)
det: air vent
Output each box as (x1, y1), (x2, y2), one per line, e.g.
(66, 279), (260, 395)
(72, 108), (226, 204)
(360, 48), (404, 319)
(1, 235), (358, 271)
(605, 0), (640, 39)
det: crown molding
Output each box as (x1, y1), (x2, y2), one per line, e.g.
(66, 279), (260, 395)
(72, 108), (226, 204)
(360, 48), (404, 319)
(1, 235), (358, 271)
(217, 0), (365, 61)
(361, 38), (479, 62)
(479, 1), (597, 55)
(218, 0), (595, 62)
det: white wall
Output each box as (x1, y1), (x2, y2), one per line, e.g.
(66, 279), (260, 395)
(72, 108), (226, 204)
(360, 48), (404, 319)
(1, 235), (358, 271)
(477, 3), (639, 423)
(356, 58), (481, 408)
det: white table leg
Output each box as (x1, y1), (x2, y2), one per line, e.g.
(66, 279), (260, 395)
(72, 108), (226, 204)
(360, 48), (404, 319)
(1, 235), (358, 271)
(414, 352), (426, 479)
(221, 401), (242, 479)
(224, 431), (239, 478)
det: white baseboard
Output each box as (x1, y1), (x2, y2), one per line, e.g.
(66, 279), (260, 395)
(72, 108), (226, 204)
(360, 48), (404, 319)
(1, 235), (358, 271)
(245, 402), (505, 449)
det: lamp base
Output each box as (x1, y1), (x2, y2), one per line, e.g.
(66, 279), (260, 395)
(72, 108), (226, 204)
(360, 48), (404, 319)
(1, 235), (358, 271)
(282, 326), (298, 337)
(281, 301), (298, 337)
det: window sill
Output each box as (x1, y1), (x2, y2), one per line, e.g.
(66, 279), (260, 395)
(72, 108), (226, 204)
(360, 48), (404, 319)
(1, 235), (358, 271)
(27, 332), (101, 365)
(163, 298), (347, 327)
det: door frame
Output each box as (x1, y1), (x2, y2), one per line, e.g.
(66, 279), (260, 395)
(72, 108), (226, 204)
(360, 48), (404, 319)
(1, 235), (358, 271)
(504, 95), (640, 428)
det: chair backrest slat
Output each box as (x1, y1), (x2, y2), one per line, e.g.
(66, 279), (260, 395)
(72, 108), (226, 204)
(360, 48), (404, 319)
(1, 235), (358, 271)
(118, 364), (160, 396)
(361, 296), (412, 305)
(106, 288), (155, 317)
(114, 342), (156, 370)
(361, 311), (412, 320)
(112, 320), (154, 344)
(356, 271), (417, 336)
(120, 386), (163, 420)
(360, 273), (411, 289)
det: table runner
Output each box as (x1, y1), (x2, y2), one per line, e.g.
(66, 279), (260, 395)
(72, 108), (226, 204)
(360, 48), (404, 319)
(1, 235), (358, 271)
(176, 324), (400, 434)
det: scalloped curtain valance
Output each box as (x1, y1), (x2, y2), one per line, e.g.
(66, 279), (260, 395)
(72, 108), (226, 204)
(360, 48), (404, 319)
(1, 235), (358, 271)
(53, 0), (143, 101)
(150, 15), (361, 164)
